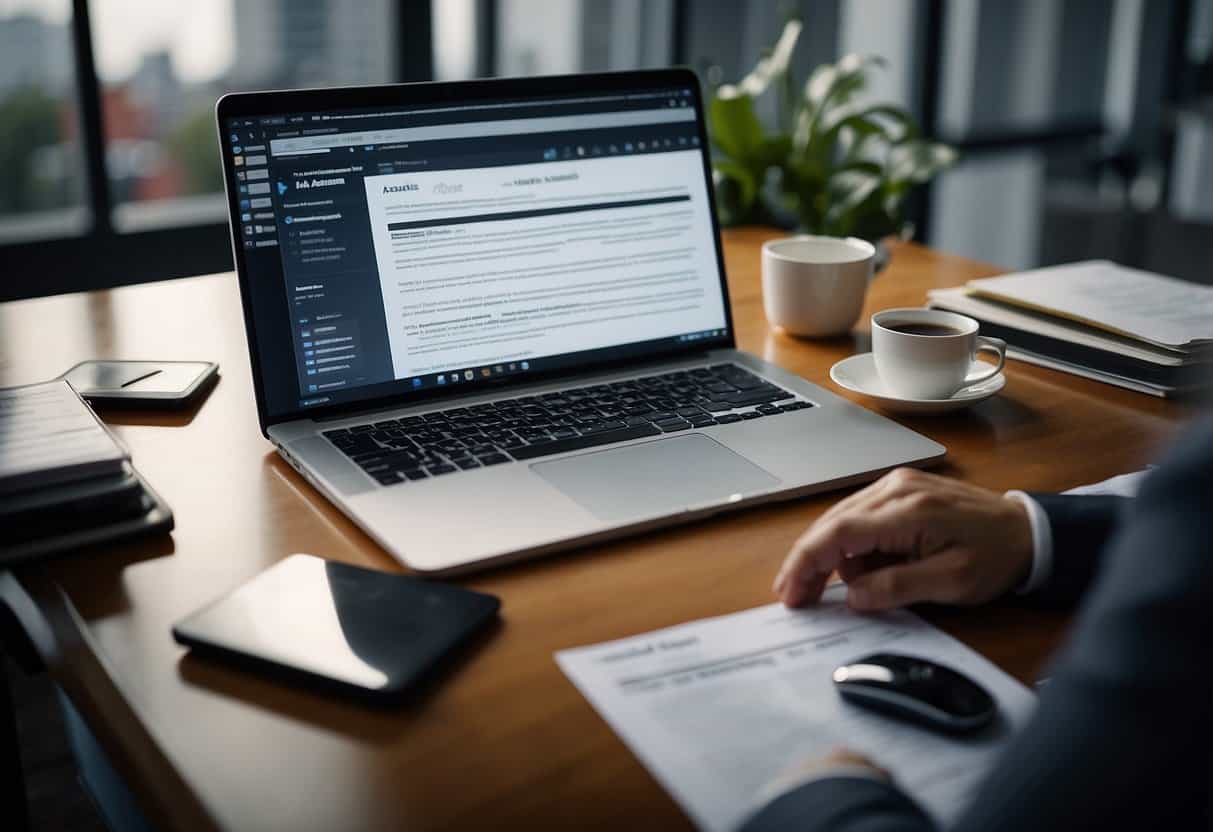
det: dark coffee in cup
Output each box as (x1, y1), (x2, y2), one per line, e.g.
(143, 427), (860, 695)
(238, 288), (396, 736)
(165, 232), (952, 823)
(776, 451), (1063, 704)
(884, 322), (965, 337)
(871, 308), (1008, 399)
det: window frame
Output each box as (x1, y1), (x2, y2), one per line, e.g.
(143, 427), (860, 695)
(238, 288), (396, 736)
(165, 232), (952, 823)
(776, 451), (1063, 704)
(3, 0), (1194, 302)
(0, 0), (433, 302)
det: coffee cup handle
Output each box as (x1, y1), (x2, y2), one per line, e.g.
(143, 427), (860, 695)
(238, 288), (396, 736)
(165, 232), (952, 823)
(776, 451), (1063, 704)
(960, 336), (1006, 390)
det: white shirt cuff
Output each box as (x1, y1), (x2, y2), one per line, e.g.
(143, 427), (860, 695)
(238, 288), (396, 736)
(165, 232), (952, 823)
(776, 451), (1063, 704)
(1004, 491), (1053, 594)
(754, 763), (889, 810)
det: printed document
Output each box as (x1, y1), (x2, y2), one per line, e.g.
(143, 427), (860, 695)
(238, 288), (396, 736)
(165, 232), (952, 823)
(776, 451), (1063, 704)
(966, 260), (1213, 349)
(556, 585), (1036, 830)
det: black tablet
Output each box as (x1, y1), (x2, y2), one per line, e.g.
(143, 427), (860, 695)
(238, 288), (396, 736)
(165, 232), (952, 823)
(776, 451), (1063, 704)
(172, 554), (500, 703)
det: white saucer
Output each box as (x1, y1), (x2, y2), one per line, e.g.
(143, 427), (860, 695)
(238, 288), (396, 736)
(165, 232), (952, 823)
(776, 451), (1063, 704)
(829, 352), (1006, 413)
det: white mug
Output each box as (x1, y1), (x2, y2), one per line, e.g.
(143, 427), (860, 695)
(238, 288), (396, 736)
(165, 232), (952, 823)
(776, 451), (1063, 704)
(871, 308), (1007, 399)
(762, 235), (875, 337)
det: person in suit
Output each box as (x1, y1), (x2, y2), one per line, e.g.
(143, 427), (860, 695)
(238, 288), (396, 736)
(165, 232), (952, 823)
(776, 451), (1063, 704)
(742, 419), (1213, 831)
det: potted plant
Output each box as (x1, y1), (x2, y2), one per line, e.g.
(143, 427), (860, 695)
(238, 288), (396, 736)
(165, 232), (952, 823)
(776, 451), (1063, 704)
(708, 19), (957, 249)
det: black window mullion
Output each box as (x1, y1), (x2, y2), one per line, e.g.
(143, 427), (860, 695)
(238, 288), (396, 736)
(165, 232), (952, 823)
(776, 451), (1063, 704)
(70, 0), (112, 236)
(670, 0), (690, 66)
(395, 0), (435, 81)
(909, 0), (945, 245)
(1157, 0), (1195, 209)
(474, 0), (498, 77)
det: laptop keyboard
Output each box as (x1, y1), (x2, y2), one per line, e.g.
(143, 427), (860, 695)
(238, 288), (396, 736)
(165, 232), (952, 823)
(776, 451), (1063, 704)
(320, 364), (813, 486)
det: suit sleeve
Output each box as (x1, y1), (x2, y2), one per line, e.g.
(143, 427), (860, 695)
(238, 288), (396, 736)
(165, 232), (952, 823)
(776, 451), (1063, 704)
(739, 776), (933, 832)
(950, 419), (1213, 829)
(1023, 493), (1127, 607)
(739, 419), (1213, 832)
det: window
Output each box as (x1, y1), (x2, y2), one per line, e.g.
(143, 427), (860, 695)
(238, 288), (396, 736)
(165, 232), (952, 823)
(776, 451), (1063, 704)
(431, 0), (676, 83)
(0, 0), (88, 244)
(0, 0), (425, 302)
(928, 0), (1187, 274)
(496, 0), (672, 76)
(3, 0), (1208, 302)
(89, 0), (399, 232)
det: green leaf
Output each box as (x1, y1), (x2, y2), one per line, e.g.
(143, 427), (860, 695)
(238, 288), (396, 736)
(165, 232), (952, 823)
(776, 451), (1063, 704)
(791, 104), (814, 155)
(824, 169), (882, 233)
(839, 128), (879, 164)
(885, 140), (958, 185)
(804, 53), (886, 116)
(732, 19), (803, 98)
(709, 92), (767, 164)
(757, 133), (792, 169)
(821, 104), (917, 145)
(778, 50), (800, 133)
(849, 202), (902, 241)
(827, 169), (882, 202)
(711, 159), (759, 220)
(833, 159), (884, 177)
(796, 54), (887, 164)
(798, 112), (890, 176)
(801, 113), (876, 169)
(707, 36), (955, 239)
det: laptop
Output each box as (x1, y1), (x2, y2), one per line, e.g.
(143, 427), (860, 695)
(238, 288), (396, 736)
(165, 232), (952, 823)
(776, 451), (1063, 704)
(216, 69), (944, 575)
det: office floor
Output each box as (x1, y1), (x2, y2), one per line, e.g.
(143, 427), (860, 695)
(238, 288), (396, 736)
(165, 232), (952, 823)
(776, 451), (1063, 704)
(6, 657), (106, 832)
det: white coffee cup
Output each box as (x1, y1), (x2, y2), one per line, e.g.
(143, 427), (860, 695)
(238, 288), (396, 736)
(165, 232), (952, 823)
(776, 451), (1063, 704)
(871, 308), (1007, 399)
(762, 235), (875, 337)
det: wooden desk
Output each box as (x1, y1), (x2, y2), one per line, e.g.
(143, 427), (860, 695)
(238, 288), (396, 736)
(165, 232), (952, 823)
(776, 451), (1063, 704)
(0, 230), (1191, 831)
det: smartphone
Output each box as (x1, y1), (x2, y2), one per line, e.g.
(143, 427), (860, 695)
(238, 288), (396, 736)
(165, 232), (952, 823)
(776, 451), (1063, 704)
(173, 554), (501, 703)
(62, 360), (218, 408)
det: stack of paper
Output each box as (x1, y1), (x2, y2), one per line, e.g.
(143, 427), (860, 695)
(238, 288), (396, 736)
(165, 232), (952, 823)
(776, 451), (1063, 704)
(0, 380), (173, 565)
(0, 380), (128, 493)
(926, 260), (1213, 397)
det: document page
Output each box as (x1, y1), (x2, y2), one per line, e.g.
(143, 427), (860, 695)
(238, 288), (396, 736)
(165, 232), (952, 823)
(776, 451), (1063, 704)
(556, 585), (1036, 830)
(363, 152), (727, 378)
(926, 286), (1190, 366)
(967, 261), (1213, 349)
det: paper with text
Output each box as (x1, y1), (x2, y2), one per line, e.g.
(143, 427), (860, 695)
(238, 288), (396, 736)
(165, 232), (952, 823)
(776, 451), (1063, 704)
(966, 260), (1213, 349)
(556, 585), (1036, 830)
(363, 152), (726, 378)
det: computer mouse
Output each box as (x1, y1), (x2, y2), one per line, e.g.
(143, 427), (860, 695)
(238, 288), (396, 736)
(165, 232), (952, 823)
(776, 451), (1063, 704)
(832, 652), (996, 734)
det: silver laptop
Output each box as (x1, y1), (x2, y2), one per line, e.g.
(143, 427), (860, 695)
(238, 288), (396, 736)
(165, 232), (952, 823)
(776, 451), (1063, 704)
(218, 70), (944, 575)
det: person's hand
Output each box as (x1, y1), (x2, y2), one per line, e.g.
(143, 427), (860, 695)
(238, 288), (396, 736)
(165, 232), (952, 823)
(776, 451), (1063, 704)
(772, 468), (1034, 610)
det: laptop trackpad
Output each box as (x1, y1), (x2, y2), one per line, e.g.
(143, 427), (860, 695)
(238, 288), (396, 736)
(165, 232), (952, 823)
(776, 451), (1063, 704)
(531, 434), (781, 524)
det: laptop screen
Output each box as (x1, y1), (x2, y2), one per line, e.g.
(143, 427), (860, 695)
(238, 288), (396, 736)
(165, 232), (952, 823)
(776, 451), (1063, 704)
(221, 77), (731, 423)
